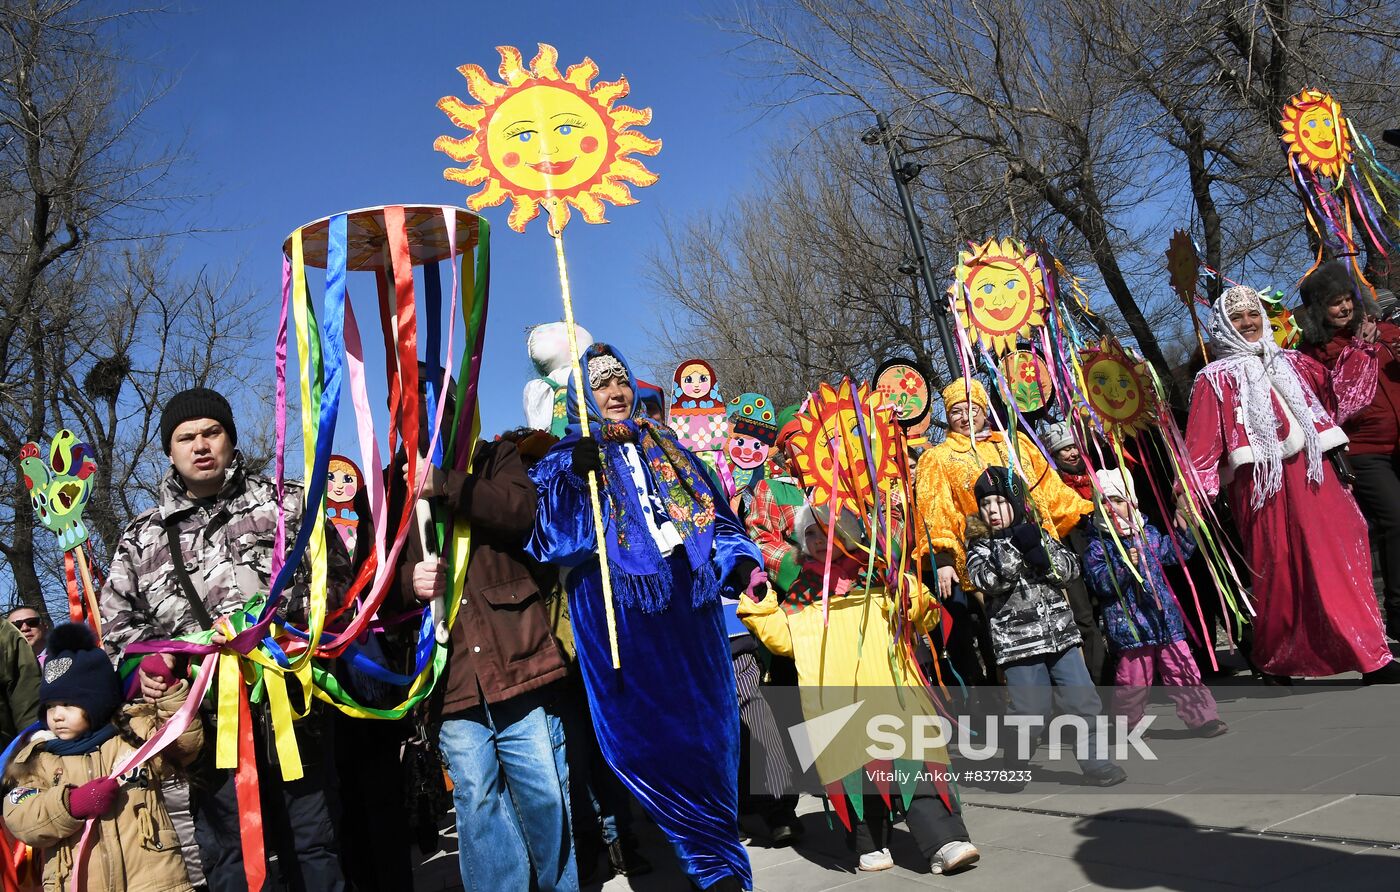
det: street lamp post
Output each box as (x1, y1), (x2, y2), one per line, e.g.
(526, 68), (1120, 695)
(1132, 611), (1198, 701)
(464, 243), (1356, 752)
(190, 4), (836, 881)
(867, 112), (959, 379)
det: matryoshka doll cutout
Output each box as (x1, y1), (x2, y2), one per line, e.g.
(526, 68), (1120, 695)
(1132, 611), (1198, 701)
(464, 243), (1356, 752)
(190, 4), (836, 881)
(669, 358), (727, 472)
(725, 393), (778, 493)
(326, 455), (363, 550)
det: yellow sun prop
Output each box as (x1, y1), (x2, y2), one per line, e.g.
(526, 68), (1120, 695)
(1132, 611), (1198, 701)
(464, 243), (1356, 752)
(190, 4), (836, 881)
(435, 44), (661, 236)
(1280, 89), (1350, 180)
(1080, 341), (1155, 438)
(789, 380), (902, 509)
(950, 237), (1047, 355)
(1164, 230), (1199, 307)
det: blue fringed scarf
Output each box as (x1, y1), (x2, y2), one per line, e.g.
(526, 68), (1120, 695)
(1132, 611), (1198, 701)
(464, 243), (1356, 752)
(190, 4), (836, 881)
(567, 344), (721, 613)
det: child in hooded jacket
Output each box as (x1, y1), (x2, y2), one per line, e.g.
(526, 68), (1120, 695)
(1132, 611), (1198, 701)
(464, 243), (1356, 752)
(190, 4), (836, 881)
(1083, 469), (1227, 737)
(964, 468), (1126, 788)
(741, 504), (980, 877)
(2, 624), (202, 892)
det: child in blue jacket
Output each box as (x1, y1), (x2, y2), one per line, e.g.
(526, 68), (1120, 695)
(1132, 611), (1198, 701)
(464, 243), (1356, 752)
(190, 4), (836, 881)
(1083, 469), (1227, 737)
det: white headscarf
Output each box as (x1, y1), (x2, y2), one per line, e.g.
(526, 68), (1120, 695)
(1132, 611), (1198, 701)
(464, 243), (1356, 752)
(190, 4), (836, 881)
(1094, 468), (1144, 535)
(1204, 285), (1323, 508)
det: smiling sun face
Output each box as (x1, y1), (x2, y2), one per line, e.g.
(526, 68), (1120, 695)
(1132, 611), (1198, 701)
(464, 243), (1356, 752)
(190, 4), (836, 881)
(789, 381), (902, 508)
(951, 237), (1047, 355)
(1081, 341), (1154, 437)
(1281, 89), (1350, 179)
(436, 44), (661, 235)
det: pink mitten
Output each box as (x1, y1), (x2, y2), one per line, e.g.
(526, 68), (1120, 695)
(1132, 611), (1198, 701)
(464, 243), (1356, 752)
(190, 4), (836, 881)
(139, 654), (178, 685)
(743, 567), (770, 602)
(67, 777), (119, 820)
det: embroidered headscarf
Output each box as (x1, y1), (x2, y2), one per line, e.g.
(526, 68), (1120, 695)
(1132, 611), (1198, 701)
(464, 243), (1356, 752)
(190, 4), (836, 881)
(567, 343), (719, 610)
(1204, 285), (1323, 509)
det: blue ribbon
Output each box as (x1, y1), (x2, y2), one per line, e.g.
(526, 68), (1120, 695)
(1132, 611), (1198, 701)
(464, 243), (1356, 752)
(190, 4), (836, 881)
(264, 213), (347, 616)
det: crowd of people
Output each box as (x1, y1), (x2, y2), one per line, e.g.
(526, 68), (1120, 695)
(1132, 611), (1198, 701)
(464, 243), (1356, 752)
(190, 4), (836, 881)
(0, 264), (1397, 892)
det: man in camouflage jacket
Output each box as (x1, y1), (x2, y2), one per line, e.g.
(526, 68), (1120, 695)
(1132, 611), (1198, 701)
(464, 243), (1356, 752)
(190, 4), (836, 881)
(98, 387), (348, 892)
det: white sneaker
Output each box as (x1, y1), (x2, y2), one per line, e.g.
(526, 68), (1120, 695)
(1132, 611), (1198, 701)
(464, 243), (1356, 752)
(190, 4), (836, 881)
(858, 847), (894, 871)
(931, 840), (980, 875)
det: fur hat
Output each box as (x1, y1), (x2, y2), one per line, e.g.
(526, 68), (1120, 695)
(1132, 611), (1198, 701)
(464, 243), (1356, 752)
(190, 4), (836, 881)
(1298, 261), (1354, 308)
(39, 624), (122, 729)
(1295, 263), (1381, 347)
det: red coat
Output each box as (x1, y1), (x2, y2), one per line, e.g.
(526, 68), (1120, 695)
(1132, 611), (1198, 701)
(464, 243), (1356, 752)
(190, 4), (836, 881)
(1302, 321), (1400, 456)
(1184, 351), (1348, 500)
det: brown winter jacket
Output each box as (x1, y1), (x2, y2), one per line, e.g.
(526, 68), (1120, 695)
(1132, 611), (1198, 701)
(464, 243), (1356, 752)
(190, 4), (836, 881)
(2, 683), (202, 892)
(391, 440), (567, 715)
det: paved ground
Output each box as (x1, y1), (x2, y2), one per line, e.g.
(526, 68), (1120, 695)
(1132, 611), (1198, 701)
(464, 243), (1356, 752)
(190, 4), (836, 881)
(411, 655), (1400, 891)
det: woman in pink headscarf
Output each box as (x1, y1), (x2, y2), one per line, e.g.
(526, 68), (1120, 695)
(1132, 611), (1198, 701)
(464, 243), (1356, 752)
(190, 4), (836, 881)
(1182, 285), (1399, 683)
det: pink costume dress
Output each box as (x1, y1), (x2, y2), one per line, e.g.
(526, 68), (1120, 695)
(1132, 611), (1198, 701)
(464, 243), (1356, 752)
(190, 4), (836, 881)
(1185, 345), (1391, 677)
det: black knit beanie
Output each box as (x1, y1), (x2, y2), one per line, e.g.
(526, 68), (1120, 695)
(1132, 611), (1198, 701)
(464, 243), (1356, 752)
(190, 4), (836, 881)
(161, 387), (237, 454)
(1299, 261), (1354, 308)
(39, 624), (123, 730)
(974, 467), (1029, 528)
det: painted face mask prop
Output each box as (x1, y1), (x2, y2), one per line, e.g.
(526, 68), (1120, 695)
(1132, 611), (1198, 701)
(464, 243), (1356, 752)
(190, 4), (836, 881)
(1259, 288), (1302, 349)
(17, 430), (97, 552)
(1281, 89), (1350, 180)
(436, 43), (661, 236)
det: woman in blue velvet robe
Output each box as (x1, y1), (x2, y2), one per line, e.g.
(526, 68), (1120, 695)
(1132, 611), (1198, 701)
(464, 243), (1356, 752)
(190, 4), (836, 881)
(526, 344), (762, 892)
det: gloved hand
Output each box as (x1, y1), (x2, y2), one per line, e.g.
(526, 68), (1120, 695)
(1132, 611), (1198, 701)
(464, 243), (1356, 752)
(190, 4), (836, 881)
(67, 777), (119, 820)
(572, 438), (603, 479)
(1009, 523), (1050, 571)
(139, 654), (178, 685)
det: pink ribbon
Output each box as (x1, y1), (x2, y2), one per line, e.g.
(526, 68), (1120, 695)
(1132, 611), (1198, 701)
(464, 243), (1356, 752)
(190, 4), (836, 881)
(69, 654), (218, 892)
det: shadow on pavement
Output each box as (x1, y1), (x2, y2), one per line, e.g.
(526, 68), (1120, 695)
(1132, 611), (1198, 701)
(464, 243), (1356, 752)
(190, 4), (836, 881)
(1072, 808), (1400, 890)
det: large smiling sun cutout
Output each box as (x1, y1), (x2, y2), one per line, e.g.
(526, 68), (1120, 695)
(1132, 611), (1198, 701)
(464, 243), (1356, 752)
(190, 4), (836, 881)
(1280, 89), (1350, 180)
(1080, 340), (1155, 439)
(789, 380), (902, 509)
(435, 44), (661, 235)
(950, 237), (1047, 355)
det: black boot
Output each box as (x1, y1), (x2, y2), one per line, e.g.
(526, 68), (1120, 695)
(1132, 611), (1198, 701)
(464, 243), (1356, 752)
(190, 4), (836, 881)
(576, 843), (611, 885)
(608, 837), (654, 877)
(1362, 659), (1400, 685)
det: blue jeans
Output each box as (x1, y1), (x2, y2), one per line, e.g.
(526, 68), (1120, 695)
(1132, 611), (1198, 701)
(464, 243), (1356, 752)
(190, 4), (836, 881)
(438, 687), (578, 892)
(1002, 647), (1113, 774)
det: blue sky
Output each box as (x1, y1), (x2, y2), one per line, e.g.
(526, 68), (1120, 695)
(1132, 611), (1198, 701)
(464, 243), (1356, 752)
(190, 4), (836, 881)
(124, 1), (791, 459)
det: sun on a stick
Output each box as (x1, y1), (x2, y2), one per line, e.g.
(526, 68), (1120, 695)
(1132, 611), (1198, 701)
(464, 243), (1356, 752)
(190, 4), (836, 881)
(1080, 340), (1155, 439)
(950, 237), (1047, 355)
(789, 380), (902, 509)
(435, 43), (661, 236)
(1280, 89), (1350, 180)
